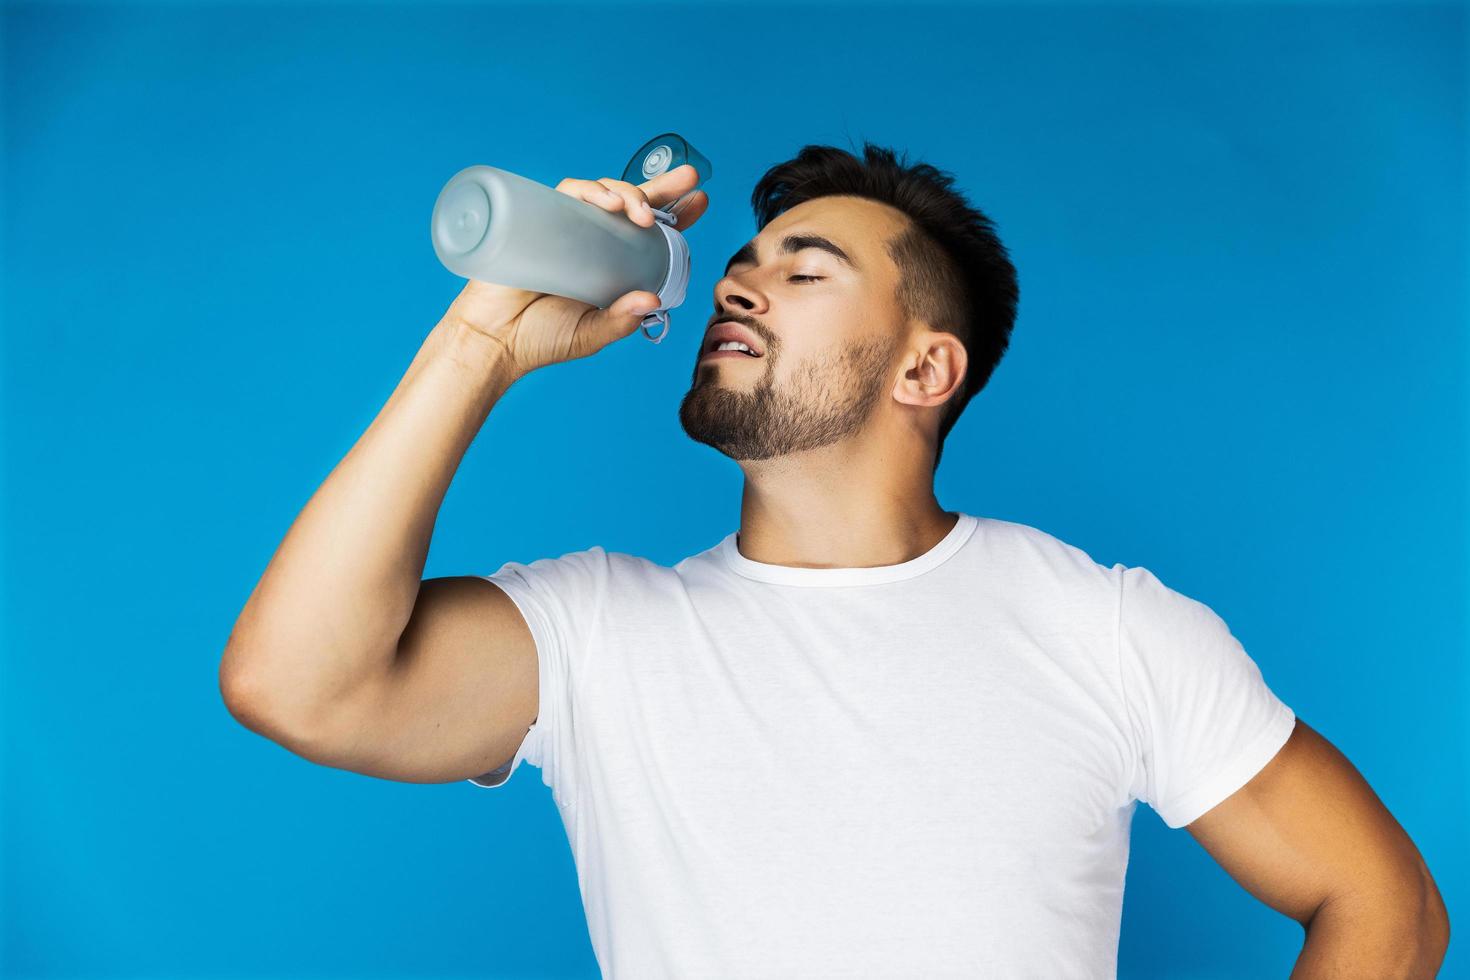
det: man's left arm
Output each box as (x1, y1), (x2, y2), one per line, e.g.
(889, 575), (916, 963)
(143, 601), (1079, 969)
(1185, 717), (1450, 979)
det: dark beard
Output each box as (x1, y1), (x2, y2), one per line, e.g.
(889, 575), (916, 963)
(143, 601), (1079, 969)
(678, 338), (896, 461)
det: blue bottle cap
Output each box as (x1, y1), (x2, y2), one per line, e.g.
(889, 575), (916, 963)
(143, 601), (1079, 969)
(621, 134), (711, 343)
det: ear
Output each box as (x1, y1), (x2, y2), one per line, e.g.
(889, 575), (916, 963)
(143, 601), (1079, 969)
(893, 332), (967, 413)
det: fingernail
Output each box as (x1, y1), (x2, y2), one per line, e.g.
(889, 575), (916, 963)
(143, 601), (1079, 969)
(640, 201), (653, 213)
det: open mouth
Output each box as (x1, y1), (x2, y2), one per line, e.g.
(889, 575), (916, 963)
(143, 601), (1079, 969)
(702, 342), (762, 360)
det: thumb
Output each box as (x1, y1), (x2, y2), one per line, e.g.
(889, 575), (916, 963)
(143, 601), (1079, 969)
(571, 290), (665, 359)
(605, 290), (665, 339)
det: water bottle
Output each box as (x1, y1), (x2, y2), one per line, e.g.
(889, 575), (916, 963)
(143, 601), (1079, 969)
(429, 134), (712, 344)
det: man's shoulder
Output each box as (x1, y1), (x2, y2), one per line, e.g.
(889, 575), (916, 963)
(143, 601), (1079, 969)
(598, 542), (721, 581)
(976, 514), (1122, 583)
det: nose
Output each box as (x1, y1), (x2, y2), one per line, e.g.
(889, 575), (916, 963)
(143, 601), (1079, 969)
(713, 269), (764, 316)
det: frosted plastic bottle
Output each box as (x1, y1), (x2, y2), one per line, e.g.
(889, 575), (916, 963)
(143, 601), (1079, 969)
(429, 134), (711, 344)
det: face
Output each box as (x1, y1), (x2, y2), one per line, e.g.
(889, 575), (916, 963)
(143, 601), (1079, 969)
(679, 196), (912, 462)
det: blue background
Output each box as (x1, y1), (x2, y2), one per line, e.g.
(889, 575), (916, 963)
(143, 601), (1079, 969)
(3, 1), (1465, 977)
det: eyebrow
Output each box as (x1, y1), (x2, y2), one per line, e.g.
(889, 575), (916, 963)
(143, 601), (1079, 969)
(723, 233), (860, 276)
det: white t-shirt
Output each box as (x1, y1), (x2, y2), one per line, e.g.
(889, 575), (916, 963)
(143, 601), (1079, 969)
(468, 512), (1296, 979)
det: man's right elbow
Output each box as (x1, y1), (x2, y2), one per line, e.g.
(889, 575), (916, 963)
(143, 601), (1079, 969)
(218, 647), (319, 750)
(220, 655), (284, 738)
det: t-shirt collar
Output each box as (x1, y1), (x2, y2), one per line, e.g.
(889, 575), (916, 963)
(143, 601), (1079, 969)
(717, 512), (978, 587)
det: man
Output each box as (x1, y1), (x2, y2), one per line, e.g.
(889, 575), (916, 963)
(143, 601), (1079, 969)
(220, 144), (1449, 978)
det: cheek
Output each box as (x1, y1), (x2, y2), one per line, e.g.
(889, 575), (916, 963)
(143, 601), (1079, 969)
(809, 303), (873, 359)
(767, 338), (838, 386)
(768, 291), (871, 375)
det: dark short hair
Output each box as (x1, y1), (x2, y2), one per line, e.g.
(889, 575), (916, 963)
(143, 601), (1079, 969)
(749, 142), (1019, 473)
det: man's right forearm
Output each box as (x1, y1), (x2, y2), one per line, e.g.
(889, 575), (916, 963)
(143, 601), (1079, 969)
(220, 313), (519, 735)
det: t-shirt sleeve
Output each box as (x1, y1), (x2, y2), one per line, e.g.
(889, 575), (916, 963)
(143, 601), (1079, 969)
(1115, 563), (1297, 829)
(464, 545), (609, 809)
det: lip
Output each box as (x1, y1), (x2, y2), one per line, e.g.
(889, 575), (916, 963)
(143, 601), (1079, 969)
(702, 320), (764, 358)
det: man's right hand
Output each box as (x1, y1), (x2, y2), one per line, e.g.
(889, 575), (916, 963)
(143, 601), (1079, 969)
(442, 163), (710, 381)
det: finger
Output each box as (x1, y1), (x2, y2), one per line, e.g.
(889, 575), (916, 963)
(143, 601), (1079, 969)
(576, 289), (664, 356)
(636, 163), (702, 210)
(594, 178), (658, 227)
(592, 184), (628, 212)
(602, 163), (702, 212)
(614, 289), (663, 319)
(560, 177), (632, 215)
(669, 190), (709, 233)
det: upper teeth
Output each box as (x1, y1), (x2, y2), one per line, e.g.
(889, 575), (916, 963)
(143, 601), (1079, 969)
(716, 341), (754, 354)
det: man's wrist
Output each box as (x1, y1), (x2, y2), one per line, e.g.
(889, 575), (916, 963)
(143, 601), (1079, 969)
(433, 314), (522, 392)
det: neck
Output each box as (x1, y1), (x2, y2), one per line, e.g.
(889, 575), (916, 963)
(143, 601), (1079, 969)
(733, 434), (953, 570)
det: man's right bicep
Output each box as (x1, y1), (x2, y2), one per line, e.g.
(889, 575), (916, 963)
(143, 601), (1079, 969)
(317, 575), (540, 784)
